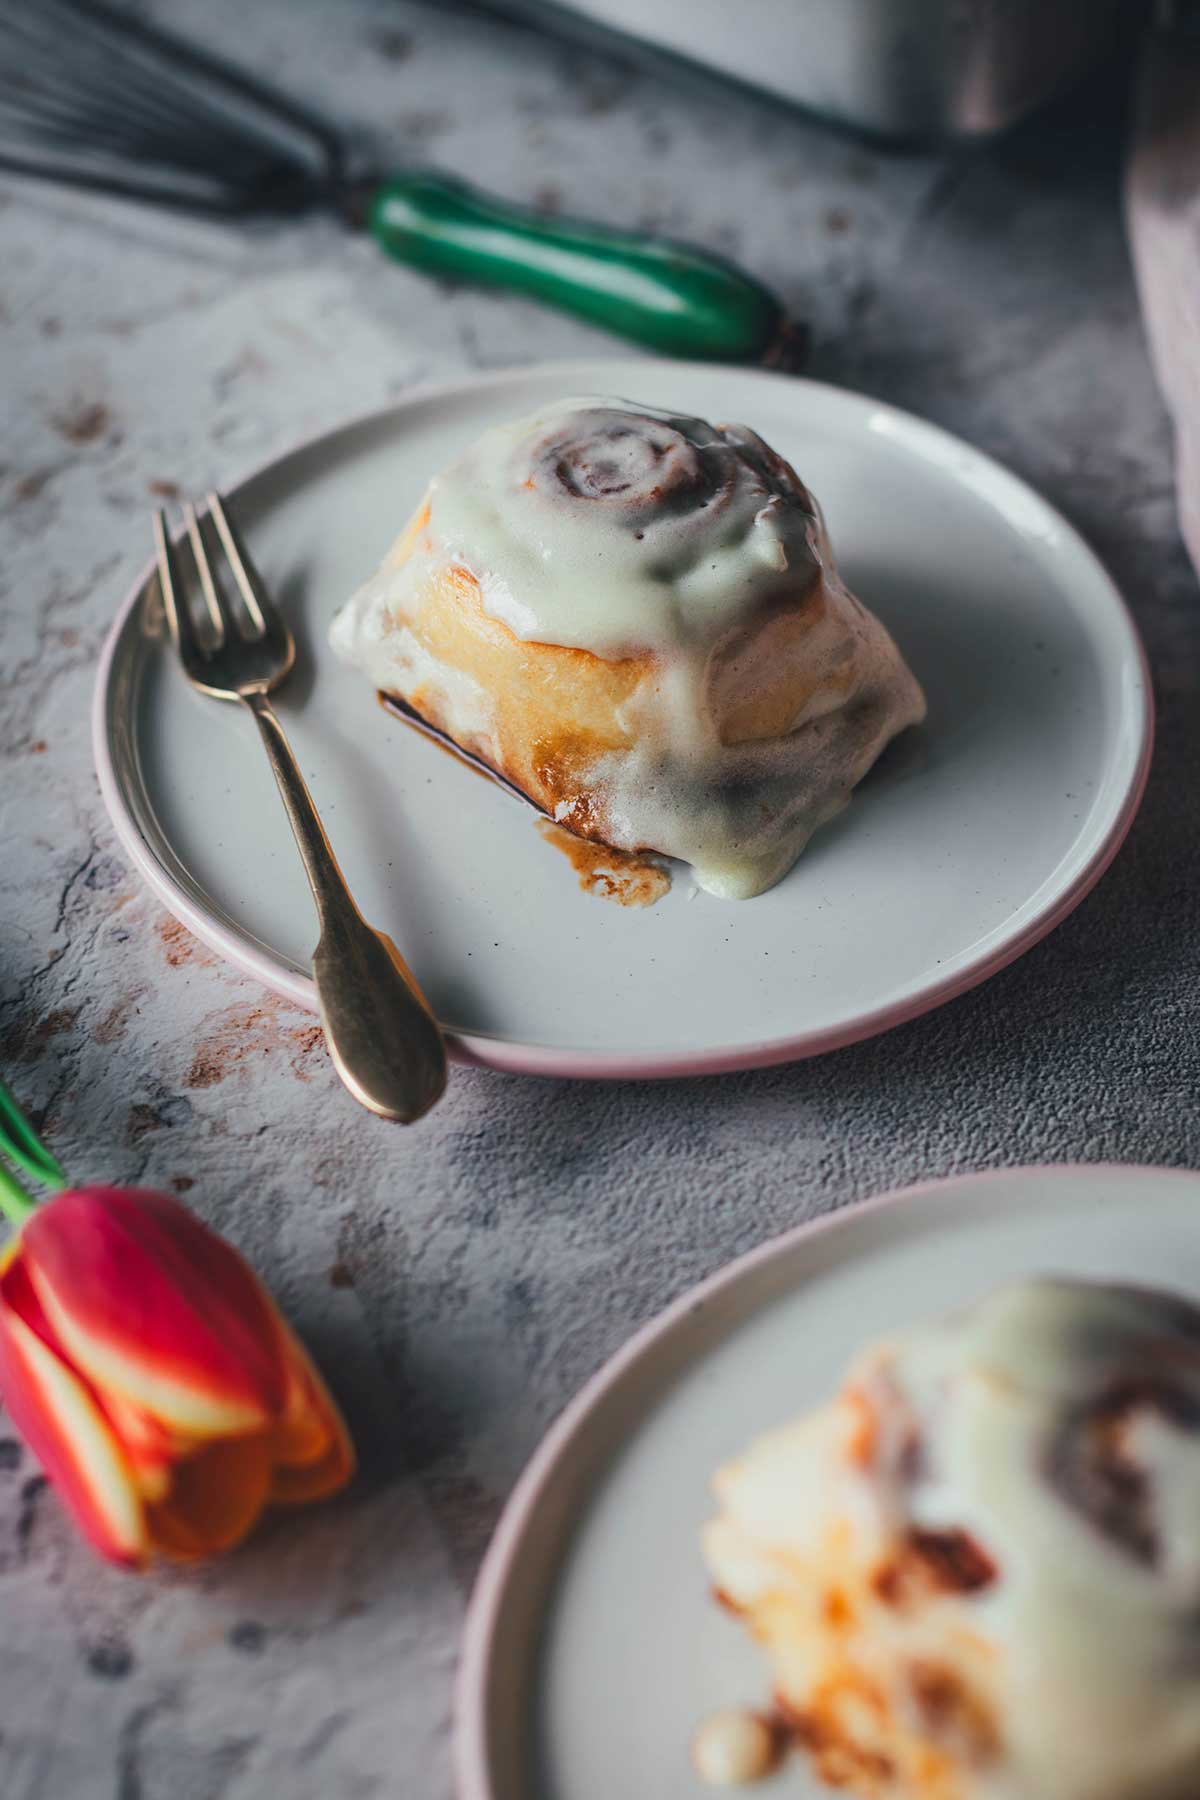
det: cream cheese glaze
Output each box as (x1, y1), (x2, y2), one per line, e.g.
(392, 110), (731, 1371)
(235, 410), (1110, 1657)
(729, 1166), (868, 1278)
(330, 397), (926, 898)
(702, 1278), (1200, 1799)
(409, 398), (826, 656)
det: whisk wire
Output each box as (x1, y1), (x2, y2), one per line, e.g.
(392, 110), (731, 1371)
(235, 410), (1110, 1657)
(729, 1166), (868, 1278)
(0, 0), (351, 215)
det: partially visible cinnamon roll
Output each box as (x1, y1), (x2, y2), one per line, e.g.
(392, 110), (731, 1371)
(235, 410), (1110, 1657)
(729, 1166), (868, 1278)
(329, 398), (925, 899)
(702, 1279), (1200, 1798)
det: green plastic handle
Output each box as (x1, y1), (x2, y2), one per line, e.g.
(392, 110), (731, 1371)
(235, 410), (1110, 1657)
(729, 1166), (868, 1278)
(367, 172), (790, 363)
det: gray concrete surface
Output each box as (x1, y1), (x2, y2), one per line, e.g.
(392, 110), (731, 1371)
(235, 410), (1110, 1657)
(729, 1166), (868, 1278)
(1, 2), (1197, 1795)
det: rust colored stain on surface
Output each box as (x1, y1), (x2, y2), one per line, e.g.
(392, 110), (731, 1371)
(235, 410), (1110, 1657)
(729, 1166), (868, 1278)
(186, 1001), (326, 1090)
(292, 1025), (324, 1057)
(156, 916), (213, 968)
(94, 993), (139, 1045)
(536, 819), (670, 907)
(0, 1006), (79, 1063)
(13, 467), (59, 503)
(51, 400), (113, 446)
(127, 1103), (163, 1144)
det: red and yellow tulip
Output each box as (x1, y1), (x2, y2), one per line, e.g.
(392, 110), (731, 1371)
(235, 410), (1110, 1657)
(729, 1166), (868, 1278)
(0, 1088), (354, 1566)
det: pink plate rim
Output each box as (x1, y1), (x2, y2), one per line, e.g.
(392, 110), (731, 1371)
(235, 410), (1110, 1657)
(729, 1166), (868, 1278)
(451, 1161), (1200, 1798)
(91, 359), (1155, 1081)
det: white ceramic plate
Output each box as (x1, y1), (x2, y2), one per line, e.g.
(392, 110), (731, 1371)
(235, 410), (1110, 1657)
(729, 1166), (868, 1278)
(455, 1164), (1200, 1798)
(93, 361), (1152, 1078)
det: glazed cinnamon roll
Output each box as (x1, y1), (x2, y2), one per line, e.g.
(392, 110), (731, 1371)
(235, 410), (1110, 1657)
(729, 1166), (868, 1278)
(329, 398), (925, 899)
(701, 1279), (1200, 1797)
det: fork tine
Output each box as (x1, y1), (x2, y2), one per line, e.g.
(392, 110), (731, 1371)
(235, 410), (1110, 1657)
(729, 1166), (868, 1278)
(206, 491), (269, 639)
(153, 508), (201, 659)
(183, 500), (228, 647)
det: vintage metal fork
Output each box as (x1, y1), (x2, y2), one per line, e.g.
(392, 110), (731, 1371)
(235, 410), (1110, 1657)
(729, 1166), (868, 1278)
(154, 496), (448, 1124)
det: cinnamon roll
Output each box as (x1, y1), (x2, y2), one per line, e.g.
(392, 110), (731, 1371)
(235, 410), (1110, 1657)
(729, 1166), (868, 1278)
(329, 398), (925, 899)
(702, 1278), (1200, 1797)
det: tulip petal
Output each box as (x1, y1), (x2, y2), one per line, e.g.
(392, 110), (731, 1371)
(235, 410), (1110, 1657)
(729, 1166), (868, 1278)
(23, 1188), (290, 1435)
(100, 1391), (179, 1502)
(270, 1441), (355, 1505)
(274, 1339), (335, 1466)
(272, 1405), (332, 1469)
(145, 1433), (273, 1560)
(0, 1260), (145, 1565)
(269, 1324), (355, 1505)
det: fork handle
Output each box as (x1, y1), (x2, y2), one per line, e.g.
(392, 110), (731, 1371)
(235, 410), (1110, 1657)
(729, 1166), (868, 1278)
(243, 689), (448, 1124)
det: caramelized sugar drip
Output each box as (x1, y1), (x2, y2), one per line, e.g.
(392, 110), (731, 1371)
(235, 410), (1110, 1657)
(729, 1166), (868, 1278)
(536, 819), (670, 907)
(379, 689), (671, 906)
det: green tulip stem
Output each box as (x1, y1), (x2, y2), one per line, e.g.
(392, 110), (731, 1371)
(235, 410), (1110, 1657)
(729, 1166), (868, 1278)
(0, 1079), (68, 1195)
(0, 1158), (37, 1229)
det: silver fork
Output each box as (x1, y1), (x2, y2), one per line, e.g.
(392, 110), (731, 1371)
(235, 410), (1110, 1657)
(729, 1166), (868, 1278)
(154, 495), (448, 1124)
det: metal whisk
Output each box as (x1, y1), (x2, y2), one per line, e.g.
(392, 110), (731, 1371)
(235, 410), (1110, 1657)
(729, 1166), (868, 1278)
(0, 0), (347, 214)
(0, 0), (800, 362)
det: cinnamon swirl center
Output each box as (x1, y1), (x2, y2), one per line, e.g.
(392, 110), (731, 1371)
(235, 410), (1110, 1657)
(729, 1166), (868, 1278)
(529, 413), (728, 526)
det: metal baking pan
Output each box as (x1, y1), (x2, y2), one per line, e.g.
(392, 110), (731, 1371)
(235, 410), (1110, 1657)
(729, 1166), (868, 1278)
(486, 0), (1137, 142)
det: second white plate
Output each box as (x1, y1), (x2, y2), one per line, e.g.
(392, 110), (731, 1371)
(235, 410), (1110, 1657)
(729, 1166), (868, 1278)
(94, 360), (1152, 1077)
(456, 1164), (1200, 1798)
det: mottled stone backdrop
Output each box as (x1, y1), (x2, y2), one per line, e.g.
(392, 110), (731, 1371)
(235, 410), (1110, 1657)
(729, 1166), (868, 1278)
(1, 2), (1197, 1795)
